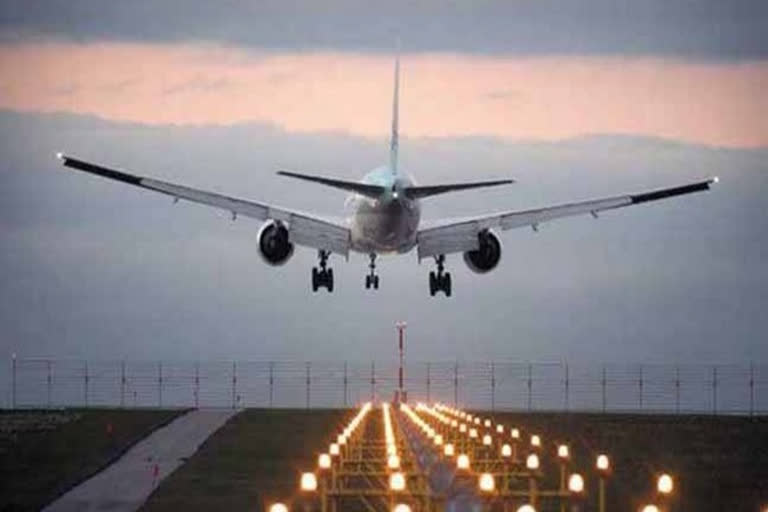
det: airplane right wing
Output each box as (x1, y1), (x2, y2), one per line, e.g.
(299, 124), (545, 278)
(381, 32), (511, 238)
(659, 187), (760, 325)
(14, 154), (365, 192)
(416, 178), (718, 260)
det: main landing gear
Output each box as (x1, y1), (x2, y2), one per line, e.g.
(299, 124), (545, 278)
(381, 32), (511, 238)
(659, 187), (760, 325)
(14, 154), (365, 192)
(312, 250), (334, 292)
(365, 253), (380, 290)
(429, 255), (452, 297)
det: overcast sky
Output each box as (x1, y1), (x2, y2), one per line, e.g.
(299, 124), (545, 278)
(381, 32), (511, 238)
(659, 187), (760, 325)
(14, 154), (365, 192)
(0, 2), (767, 395)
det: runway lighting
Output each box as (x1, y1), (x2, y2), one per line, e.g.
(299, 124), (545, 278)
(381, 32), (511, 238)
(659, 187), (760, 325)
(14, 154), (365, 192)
(470, 428), (478, 439)
(337, 434), (347, 445)
(388, 454), (401, 470)
(596, 454), (610, 472)
(484, 419), (491, 428)
(568, 474), (585, 493)
(269, 503), (289, 512)
(657, 473), (674, 495)
(501, 444), (512, 458)
(329, 443), (340, 456)
(516, 505), (536, 512)
(457, 454), (470, 470)
(474, 417), (481, 425)
(496, 424), (504, 433)
(434, 434), (444, 446)
(483, 434), (492, 446)
(511, 428), (520, 440)
(526, 453), (540, 470)
(558, 444), (570, 459)
(300, 472), (318, 492)
(318, 453), (331, 469)
(444, 444), (455, 456)
(393, 504), (412, 512)
(389, 471), (406, 491)
(460, 424), (468, 433)
(640, 506), (659, 512)
(530, 435), (541, 448)
(478, 472), (495, 492)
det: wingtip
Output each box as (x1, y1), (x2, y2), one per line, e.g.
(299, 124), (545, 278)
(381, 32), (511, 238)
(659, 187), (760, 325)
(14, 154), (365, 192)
(711, 176), (719, 184)
(56, 152), (64, 161)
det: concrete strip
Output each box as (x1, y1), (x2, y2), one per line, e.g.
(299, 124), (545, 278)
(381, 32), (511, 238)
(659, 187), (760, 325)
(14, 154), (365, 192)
(43, 408), (238, 512)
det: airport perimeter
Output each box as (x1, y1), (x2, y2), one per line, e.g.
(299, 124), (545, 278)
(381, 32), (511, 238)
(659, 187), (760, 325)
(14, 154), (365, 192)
(5, 358), (767, 415)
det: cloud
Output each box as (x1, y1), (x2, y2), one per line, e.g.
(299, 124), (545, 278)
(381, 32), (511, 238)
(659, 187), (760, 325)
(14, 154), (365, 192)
(1, 0), (768, 60)
(1, 43), (767, 147)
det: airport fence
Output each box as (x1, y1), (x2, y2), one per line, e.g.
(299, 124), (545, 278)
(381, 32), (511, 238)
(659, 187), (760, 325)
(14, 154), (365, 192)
(4, 358), (768, 415)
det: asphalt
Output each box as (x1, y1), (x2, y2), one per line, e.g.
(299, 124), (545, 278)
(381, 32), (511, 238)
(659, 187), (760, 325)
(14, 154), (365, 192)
(43, 409), (238, 512)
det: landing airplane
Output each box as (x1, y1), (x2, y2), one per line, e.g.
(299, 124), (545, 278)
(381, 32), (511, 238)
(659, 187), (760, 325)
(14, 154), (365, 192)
(57, 51), (717, 296)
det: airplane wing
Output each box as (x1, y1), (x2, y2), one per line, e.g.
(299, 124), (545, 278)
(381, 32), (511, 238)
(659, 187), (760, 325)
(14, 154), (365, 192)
(57, 154), (351, 257)
(416, 178), (717, 260)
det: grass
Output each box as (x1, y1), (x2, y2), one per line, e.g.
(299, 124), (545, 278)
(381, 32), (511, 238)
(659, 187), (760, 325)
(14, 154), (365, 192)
(141, 409), (350, 512)
(0, 408), (186, 511)
(487, 411), (768, 510)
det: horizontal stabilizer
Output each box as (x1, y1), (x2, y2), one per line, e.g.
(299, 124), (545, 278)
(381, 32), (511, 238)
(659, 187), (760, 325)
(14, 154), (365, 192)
(405, 179), (514, 200)
(278, 171), (386, 199)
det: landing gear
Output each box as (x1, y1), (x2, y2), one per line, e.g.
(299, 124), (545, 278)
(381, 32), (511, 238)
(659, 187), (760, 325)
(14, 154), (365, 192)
(312, 250), (334, 292)
(429, 255), (452, 297)
(365, 253), (380, 290)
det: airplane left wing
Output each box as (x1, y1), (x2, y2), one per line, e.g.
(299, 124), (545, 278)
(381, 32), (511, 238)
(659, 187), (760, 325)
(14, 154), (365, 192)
(417, 178), (717, 260)
(57, 154), (351, 257)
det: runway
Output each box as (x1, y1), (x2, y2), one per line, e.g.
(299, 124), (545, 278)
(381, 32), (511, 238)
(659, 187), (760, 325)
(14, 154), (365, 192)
(43, 409), (238, 512)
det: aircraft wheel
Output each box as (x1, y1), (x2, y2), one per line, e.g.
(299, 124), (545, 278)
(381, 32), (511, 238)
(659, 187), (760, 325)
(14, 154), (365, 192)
(312, 267), (319, 292)
(365, 275), (371, 289)
(373, 275), (379, 290)
(429, 271), (437, 296)
(327, 268), (334, 292)
(444, 272), (452, 297)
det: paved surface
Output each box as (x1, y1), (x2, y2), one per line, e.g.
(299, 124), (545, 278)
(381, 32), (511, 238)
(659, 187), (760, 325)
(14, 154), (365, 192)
(43, 409), (238, 512)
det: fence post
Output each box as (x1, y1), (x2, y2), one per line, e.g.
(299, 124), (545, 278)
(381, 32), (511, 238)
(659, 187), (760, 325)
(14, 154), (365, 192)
(601, 364), (606, 413)
(268, 362), (274, 408)
(120, 361), (126, 408)
(453, 362), (458, 407)
(46, 360), (52, 409)
(343, 361), (348, 408)
(194, 362), (200, 408)
(11, 353), (16, 409)
(564, 363), (570, 412)
(158, 361), (163, 408)
(370, 362), (376, 402)
(527, 363), (533, 412)
(232, 361), (237, 410)
(490, 362), (496, 412)
(749, 363), (755, 417)
(305, 362), (311, 410)
(712, 366), (718, 415)
(639, 364), (644, 411)
(675, 366), (680, 414)
(84, 361), (89, 407)
(426, 362), (431, 403)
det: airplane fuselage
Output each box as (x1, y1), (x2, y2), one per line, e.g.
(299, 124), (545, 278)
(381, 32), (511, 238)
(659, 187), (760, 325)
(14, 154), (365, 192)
(349, 165), (420, 254)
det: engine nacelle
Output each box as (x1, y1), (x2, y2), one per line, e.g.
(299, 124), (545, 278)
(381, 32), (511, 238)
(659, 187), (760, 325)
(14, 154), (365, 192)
(463, 229), (502, 274)
(258, 220), (294, 266)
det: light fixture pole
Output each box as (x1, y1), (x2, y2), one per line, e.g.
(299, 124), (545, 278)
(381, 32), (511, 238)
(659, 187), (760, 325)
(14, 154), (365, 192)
(396, 321), (407, 401)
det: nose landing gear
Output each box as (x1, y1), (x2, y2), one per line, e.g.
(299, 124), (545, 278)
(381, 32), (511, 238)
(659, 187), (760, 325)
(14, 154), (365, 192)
(365, 253), (379, 290)
(311, 250), (334, 292)
(429, 255), (452, 297)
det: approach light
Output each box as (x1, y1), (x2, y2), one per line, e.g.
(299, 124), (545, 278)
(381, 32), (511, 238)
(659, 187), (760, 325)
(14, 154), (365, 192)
(469, 428), (478, 439)
(640, 506), (659, 512)
(474, 417), (481, 425)
(389, 471), (406, 491)
(269, 503), (289, 512)
(484, 419), (491, 428)
(457, 454), (470, 470)
(393, 504), (412, 512)
(511, 428), (520, 439)
(451, 420), (458, 428)
(657, 473), (674, 494)
(387, 454), (401, 470)
(568, 473), (585, 493)
(479, 472), (495, 492)
(516, 505), (536, 512)
(300, 472), (317, 492)
(483, 434), (492, 446)
(434, 435), (443, 445)
(444, 444), (455, 457)
(530, 435), (541, 448)
(318, 453), (331, 469)
(501, 444), (512, 457)
(329, 443), (340, 456)
(526, 453), (540, 470)
(460, 424), (467, 433)
(337, 434), (347, 445)
(496, 424), (504, 434)
(596, 454), (610, 472)
(558, 445), (570, 459)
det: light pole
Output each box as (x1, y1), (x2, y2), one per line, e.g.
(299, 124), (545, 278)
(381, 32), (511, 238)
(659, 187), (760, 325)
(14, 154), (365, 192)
(396, 321), (407, 402)
(596, 454), (611, 512)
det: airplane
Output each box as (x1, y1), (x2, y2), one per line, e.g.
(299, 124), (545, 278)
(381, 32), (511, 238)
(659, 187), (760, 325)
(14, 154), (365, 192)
(56, 51), (717, 297)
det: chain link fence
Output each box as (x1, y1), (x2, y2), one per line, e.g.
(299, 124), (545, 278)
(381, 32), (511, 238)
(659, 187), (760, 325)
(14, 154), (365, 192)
(5, 358), (767, 415)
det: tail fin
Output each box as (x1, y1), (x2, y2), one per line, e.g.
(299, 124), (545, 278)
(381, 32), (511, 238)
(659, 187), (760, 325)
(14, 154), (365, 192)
(389, 40), (400, 175)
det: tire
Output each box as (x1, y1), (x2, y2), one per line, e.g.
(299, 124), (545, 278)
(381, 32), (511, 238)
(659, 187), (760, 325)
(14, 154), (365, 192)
(429, 271), (437, 296)
(311, 267), (319, 292)
(444, 272), (452, 297)
(365, 275), (371, 289)
(373, 275), (379, 290)
(327, 268), (334, 292)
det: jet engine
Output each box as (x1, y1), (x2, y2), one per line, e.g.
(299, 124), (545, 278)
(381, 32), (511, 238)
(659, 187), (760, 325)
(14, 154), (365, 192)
(258, 220), (294, 266)
(463, 230), (502, 273)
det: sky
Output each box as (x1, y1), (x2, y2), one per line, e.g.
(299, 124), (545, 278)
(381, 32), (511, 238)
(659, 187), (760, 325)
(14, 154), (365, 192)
(0, 1), (767, 395)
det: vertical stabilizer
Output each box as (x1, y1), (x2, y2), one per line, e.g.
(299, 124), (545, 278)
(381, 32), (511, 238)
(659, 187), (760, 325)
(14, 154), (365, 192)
(389, 40), (400, 175)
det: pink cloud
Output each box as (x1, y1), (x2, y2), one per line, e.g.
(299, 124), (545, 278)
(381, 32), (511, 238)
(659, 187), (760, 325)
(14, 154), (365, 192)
(1, 42), (767, 147)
